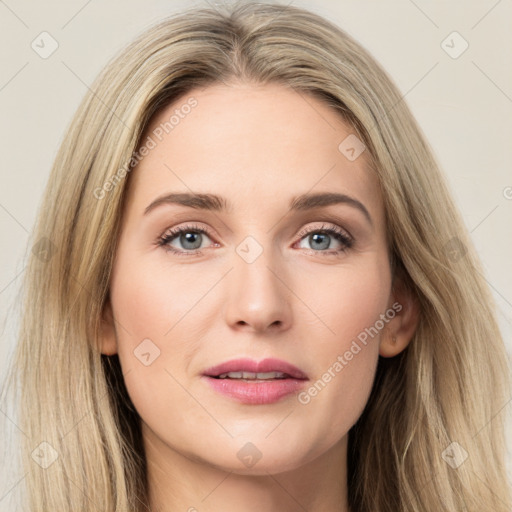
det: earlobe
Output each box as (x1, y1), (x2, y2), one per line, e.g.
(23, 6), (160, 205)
(379, 277), (420, 358)
(99, 298), (118, 355)
(379, 331), (410, 358)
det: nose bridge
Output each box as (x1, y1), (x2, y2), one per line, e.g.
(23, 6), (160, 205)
(223, 233), (291, 332)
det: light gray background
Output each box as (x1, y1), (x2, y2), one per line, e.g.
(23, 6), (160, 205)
(1, 0), (511, 506)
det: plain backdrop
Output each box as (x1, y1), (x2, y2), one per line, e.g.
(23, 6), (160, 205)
(1, 0), (511, 507)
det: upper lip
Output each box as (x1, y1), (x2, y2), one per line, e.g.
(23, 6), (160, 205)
(203, 357), (308, 380)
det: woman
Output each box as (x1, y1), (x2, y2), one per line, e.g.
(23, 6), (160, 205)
(5, 1), (511, 510)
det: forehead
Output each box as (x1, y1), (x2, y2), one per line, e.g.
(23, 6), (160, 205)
(125, 82), (383, 222)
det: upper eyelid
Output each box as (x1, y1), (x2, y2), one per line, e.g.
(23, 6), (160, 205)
(161, 223), (214, 238)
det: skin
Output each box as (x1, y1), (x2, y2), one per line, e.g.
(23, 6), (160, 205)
(100, 82), (419, 512)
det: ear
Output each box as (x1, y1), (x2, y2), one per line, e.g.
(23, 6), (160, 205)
(379, 274), (420, 358)
(99, 297), (118, 355)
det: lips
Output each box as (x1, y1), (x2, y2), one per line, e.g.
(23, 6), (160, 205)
(203, 357), (308, 380)
(202, 357), (309, 404)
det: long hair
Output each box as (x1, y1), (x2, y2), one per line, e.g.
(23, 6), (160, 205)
(4, 1), (511, 510)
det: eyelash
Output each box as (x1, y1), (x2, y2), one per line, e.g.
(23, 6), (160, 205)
(156, 222), (354, 257)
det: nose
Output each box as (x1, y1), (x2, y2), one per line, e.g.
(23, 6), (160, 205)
(223, 243), (292, 334)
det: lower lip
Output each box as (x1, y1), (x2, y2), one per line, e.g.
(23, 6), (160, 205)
(202, 376), (307, 404)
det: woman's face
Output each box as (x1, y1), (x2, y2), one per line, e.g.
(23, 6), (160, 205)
(102, 82), (407, 475)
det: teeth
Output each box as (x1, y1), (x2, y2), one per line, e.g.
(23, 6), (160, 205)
(217, 371), (287, 380)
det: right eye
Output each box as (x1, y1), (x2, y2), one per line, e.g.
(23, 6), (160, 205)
(157, 223), (218, 256)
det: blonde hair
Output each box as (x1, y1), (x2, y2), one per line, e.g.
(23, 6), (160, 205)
(4, 1), (511, 510)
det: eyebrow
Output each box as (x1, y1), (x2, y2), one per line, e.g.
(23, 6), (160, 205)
(144, 191), (372, 225)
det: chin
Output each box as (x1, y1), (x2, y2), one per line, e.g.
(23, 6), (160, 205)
(202, 441), (313, 476)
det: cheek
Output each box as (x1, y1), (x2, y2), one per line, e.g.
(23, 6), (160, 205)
(108, 253), (223, 418)
(111, 253), (218, 351)
(296, 256), (391, 352)
(292, 258), (390, 440)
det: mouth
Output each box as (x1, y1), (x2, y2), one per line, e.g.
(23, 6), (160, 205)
(213, 370), (293, 381)
(202, 357), (308, 404)
(203, 357), (308, 380)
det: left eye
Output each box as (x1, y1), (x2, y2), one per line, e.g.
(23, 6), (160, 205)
(295, 224), (353, 254)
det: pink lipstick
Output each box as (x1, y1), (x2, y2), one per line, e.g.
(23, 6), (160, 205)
(202, 357), (308, 405)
